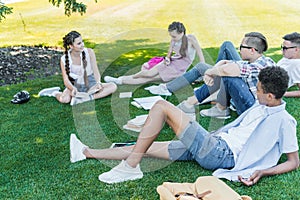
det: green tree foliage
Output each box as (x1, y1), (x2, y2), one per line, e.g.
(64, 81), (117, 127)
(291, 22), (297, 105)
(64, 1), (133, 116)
(0, 0), (98, 21)
(49, 0), (98, 17)
(0, 2), (13, 22)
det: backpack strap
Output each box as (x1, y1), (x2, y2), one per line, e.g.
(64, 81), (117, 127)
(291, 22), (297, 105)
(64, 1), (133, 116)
(175, 190), (212, 199)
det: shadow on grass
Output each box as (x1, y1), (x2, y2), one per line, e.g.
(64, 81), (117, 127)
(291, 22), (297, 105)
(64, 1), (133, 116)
(1, 39), (299, 199)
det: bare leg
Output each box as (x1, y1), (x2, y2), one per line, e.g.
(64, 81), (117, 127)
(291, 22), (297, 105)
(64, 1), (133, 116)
(121, 74), (162, 85)
(132, 66), (159, 78)
(85, 141), (170, 160)
(121, 64), (163, 84)
(186, 95), (199, 105)
(55, 88), (71, 103)
(93, 83), (117, 99)
(127, 100), (191, 167)
(284, 83), (300, 97)
(84, 100), (191, 167)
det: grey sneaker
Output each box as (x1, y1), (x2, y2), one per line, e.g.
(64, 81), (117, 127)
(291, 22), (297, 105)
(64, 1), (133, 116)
(98, 160), (143, 184)
(144, 84), (172, 96)
(177, 100), (196, 120)
(200, 105), (230, 119)
(38, 87), (60, 97)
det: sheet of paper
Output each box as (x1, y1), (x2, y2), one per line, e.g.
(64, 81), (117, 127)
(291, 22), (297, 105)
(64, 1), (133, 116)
(133, 96), (164, 110)
(119, 92), (132, 98)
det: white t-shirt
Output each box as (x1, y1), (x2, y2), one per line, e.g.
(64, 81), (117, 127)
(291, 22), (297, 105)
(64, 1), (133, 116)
(61, 48), (93, 85)
(218, 105), (265, 162)
(277, 57), (300, 87)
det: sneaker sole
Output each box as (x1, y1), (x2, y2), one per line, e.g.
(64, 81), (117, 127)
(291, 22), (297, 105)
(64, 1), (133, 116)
(99, 174), (143, 184)
(200, 112), (231, 119)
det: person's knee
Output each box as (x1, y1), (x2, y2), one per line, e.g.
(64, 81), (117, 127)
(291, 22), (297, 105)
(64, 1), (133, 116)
(110, 83), (117, 93)
(194, 62), (211, 74)
(154, 99), (168, 107)
(221, 41), (234, 48)
(153, 100), (172, 113)
(222, 76), (238, 84)
(221, 77), (242, 91)
(58, 95), (71, 104)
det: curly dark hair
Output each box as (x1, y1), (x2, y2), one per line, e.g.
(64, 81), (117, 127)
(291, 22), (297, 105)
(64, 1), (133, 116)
(258, 67), (289, 99)
(62, 31), (88, 87)
(168, 21), (187, 57)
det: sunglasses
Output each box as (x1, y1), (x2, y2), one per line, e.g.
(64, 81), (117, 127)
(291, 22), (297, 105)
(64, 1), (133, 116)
(239, 44), (258, 51)
(281, 45), (298, 50)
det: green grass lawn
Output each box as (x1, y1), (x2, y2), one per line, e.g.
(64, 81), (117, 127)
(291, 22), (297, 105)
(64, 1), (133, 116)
(1, 0), (300, 199)
(1, 45), (300, 199)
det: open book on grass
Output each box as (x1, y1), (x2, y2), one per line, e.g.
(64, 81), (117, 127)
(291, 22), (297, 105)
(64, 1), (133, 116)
(75, 84), (101, 98)
(132, 96), (164, 110)
(123, 114), (148, 132)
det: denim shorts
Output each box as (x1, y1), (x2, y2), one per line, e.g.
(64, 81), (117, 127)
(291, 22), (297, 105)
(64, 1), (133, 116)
(74, 75), (96, 92)
(168, 121), (234, 170)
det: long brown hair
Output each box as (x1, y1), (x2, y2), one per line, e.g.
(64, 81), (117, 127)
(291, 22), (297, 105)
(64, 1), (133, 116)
(168, 21), (188, 57)
(63, 31), (88, 87)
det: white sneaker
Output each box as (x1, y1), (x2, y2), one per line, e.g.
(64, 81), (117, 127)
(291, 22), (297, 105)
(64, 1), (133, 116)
(144, 84), (172, 96)
(98, 160), (143, 184)
(104, 76), (122, 85)
(229, 104), (237, 112)
(70, 134), (88, 163)
(38, 87), (60, 97)
(177, 100), (196, 120)
(229, 99), (237, 111)
(200, 105), (230, 119)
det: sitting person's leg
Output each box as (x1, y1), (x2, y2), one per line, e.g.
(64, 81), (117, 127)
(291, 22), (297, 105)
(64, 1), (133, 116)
(166, 42), (240, 93)
(193, 76), (221, 104)
(104, 67), (163, 85)
(77, 100), (191, 162)
(132, 64), (161, 78)
(222, 77), (256, 115)
(177, 77), (221, 117)
(70, 100), (192, 183)
(284, 83), (300, 97)
(166, 62), (212, 93)
(145, 63), (212, 96)
(146, 42), (240, 95)
(167, 120), (234, 170)
(56, 88), (72, 103)
(201, 77), (255, 118)
(216, 41), (241, 62)
(199, 78), (231, 119)
(93, 82), (117, 99)
(70, 100), (235, 183)
(121, 75), (162, 85)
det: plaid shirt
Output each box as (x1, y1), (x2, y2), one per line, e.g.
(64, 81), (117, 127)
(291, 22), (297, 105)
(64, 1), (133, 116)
(235, 56), (276, 97)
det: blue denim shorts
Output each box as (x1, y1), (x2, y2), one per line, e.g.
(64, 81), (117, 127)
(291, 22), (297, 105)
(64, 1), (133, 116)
(75, 75), (96, 92)
(168, 121), (234, 170)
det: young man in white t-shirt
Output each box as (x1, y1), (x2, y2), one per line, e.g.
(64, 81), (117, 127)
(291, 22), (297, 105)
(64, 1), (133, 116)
(278, 32), (300, 97)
